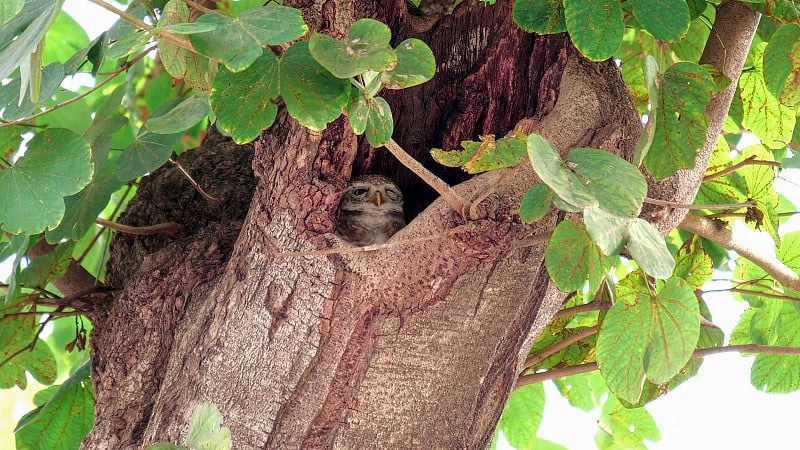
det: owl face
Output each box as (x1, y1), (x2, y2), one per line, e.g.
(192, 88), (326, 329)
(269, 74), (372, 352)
(335, 175), (406, 246)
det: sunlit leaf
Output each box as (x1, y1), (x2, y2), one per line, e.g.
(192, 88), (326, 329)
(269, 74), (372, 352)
(187, 403), (232, 450)
(381, 38), (435, 89)
(594, 395), (660, 449)
(597, 274), (699, 403)
(645, 62), (718, 179)
(309, 18), (396, 78)
(512, 0), (566, 34)
(496, 384), (544, 449)
(527, 134), (598, 210)
(628, 0), (689, 42)
(763, 23), (800, 108)
(0, 128), (93, 234)
(567, 148), (646, 217)
(626, 218), (674, 279)
(564, 0), (624, 61)
(520, 184), (554, 223)
(279, 41), (350, 131)
(751, 301), (800, 393)
(15, 361), (94, 449)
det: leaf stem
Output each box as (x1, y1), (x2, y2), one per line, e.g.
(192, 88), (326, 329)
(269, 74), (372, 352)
(703, 155), (781, 182)
(85, 0), (197, 55)
(95, 218), (182, 236)
(0, 50), (150, 129)
(522, 326), (598, 370)
(516, 344), (800, 389)
(643, 197), (756, 210)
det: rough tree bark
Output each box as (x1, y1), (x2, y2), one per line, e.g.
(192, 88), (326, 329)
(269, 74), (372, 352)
(83, 1), (759, 449)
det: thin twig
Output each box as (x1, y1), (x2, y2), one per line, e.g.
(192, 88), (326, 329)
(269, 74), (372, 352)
(643, 197), (757, 210)
(553, 301), (611, 319)
(383, 138), (469, 217)
(77, 184), (135, 264)
(704, 155), (781, 182)
(273, 223), (479, 258)
(680, 212), (800, 291)
(0, 51), (149, 129)
(95, 218), (182, 236)
(515, 344), (800, 389)
(522, 326), (598, 371)
(169, 158), (222, 202)
(183, 0), (217, 15)
(85, 0), (197, 55)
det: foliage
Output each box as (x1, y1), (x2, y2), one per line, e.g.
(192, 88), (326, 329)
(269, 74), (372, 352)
(147, 403), (232, 450)
(0, 0), (799, 449)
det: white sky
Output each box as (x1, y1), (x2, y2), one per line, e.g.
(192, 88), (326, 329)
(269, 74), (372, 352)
(16, 2), (800, 449)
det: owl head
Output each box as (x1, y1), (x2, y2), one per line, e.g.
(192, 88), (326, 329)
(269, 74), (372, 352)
(335, 175), (406, 246)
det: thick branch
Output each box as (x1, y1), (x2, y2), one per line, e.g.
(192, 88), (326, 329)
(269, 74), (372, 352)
(680, 212), (800, 292)
(646, 2), (761, 233)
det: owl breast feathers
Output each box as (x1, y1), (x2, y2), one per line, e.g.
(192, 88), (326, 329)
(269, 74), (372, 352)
(335, 175), (406, 246)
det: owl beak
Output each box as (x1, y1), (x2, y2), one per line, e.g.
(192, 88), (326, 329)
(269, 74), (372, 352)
(374, 191), (383, 206)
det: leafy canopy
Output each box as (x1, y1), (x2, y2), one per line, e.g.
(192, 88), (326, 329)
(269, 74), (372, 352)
(0, 0), (799, 449)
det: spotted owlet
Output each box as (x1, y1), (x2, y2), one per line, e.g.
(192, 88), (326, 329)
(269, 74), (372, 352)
(335, 175), (406, 246)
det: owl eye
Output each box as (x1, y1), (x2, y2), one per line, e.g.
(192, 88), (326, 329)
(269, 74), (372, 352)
(352, 188), (369, 197)
(384, 188), (401, 200)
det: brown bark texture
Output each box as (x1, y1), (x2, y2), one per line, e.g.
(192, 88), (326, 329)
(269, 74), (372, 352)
(82, 1), (757, 449)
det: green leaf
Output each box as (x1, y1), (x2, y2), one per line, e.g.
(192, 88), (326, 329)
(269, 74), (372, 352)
(0, 316), (57, 389)
(434, 134), (528, 174)
(594, 395), (660, 449)
(0, 128), (93, 234)
(751, 301), (800, 393)
(157, 0), (216, 91)
(740, 144), (780, 243)
(520, 184), (554, 223)
(147, 444), (189, 450)
(17, 242), (72, 288)
(0, 0), (61, 101)
(15, 360), (94, 450)
(187, 403), (232, 450)
(46, 143), (120, 242)
(210, 52), (279, 143)
(106, 30), (149, 60)
(628, 0), (689, 42)
(566, 148), (646, 217)
(0, 0), (23, 26)
(763, 23), (800, 107)
(583, 208), (628, 255)
(279, 41), (351, 131)
(363, 96), (393, 147)
(527, 134), (598, 209)
(147, 442), (191, 450)
(190, 6), (306, 72)
(309, 18), (396, 78)
(496, 384), (544, 449)
(0, 62), (64, 121)
(645, 62), (718, 179)
(626, 218), (674, 279)
(347, 88), (369, 134)
(741, 43), (797, 149)
(672, 236), (713, 289)
(381, 38), (435, 89)
(597, 275), (699, 403)
(145, 96), (210, 134)
(512, 0), (567, 34)
(564, 0), (624, 61)
(546, 221), (610, 292)
(116, 131), (183, 182)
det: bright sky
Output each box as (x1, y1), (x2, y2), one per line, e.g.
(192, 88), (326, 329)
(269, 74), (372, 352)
(3, 2), (799, 449)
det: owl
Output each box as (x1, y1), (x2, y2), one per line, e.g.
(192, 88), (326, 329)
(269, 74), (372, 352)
(335, 175), (406, 246)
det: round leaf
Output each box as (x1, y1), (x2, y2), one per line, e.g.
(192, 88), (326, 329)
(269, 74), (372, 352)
(0, 128), (93, 234)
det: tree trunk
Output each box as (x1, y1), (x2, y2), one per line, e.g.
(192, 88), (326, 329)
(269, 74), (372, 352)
(83, 1), (648, 448)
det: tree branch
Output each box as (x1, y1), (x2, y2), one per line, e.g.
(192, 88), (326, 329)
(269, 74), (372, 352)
(680, 212), (800, 291)
(522, 326), (598, 370)
(703, 155), (781, 182)
(516, 344), (800, 389)
(383, 138), (469, 217)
